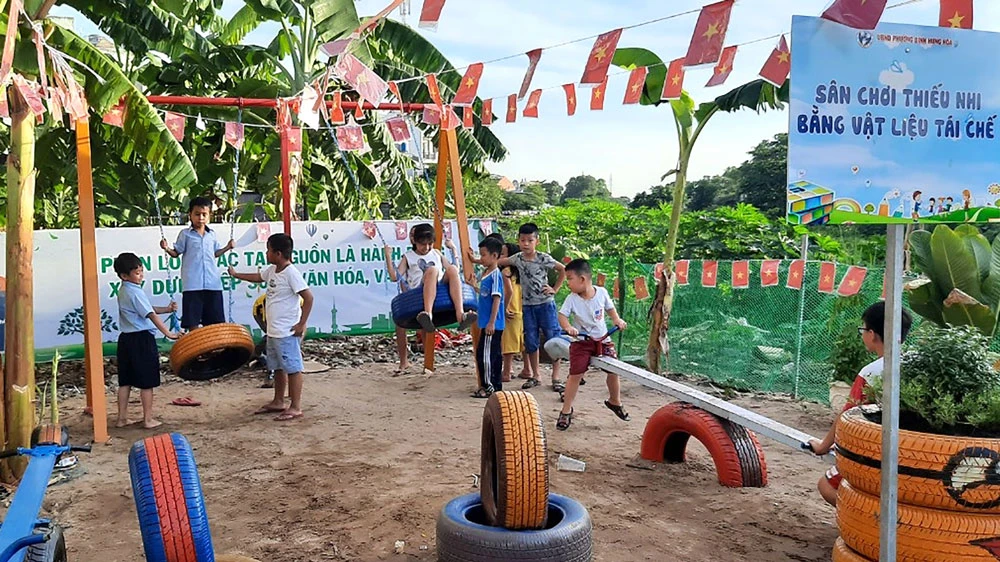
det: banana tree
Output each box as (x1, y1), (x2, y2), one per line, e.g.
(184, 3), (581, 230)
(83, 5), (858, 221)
(613, 48), (788, 373)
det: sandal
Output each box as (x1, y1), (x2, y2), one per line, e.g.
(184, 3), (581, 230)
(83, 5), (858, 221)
(521, 378), (540, 389)
(416, 311), (435, 333)
(552, 381), (566, 393)
(580, 378), (587, 386)
(471, 387), (494, 399)
(556, 409), (573, 431)
(458, 311), (478, 331)
(605, 401), (630, 421)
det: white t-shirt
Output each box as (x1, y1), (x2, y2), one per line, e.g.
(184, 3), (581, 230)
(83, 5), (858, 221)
(559, 286), (615, 339)
(403, 249), (445, 290)
(858, 357), (884, 385)
(261, 264), (309, 338)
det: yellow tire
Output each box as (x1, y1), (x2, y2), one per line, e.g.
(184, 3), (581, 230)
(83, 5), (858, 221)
(836, 407), (1000, 513)
(832, 537), (873, 562)
(838, 480), (1000, 561)
(480, 391), (549, 530)
(169, 323), (255, 381)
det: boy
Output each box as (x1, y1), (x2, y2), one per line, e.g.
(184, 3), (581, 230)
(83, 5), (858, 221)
(556, 258), (629, 431)
(160, 197), (236, 331)
(499, 223), (566, 392)
(472, 237), (505, 398)
(229, 233), (314, 421)
(807, 301), (912, 506)
(113, 253), (179, 429)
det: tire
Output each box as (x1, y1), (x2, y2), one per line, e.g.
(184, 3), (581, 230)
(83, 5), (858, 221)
(640, 402), (768, 488)
(128, 433), (215, 562)
(391, 282), (478, 330)
(480, 391), (549, 530)
(832, 537), (872, 562)
(837, 406), (1000, 513)
(838, 479), (1000, 561)
(26, 524), (67, 562)
(169, 323), (255, 381)
(436, 493), (592, 562)
(31, 424), (69, 447)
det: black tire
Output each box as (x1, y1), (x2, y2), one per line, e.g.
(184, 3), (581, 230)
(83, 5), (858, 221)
(436, 493), (592, 562)
(26, 524), (67, 562)
(391, 282), (478, 329)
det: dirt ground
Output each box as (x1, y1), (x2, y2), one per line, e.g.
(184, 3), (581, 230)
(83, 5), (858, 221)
(27, 338), (840, 561)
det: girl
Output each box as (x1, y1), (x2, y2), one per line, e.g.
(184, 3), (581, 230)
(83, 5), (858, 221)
(501, 243), (524, 383)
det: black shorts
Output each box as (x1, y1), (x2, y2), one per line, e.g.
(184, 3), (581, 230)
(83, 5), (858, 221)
(117, 331), (161, 389)
(181, 290), (225, 329)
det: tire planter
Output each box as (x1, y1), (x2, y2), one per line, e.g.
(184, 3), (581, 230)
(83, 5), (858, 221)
(838, 479), (1000, 561)
(129, 433), (215, 562)
(836, 406), (1000, 513)
(436, 493), (592, 562)
(170, 323), (255, 381)
(640, 402), (768, 488)
(480, 391), (549, 530)
(25, 524), (67, 562)
(832, 537), (871, 562)
(391, 282), (478, 330)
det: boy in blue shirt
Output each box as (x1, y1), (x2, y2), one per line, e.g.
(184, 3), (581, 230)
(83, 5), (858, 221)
(472, 237), (505, 398)
(114, 253), (179, 429)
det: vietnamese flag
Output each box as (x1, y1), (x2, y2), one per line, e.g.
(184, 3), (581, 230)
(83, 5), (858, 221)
(623, 67), (647, 104)
(758, 35), (790, 87)
(523, 89), (542, 118)
(702, 261), (718, 288)
(732, 261), (749, 289)
(590, 77), (607, 111)
(654, 262), (665, 281)
(822, 0), (887, 30)
(482, 99), (493, 126)
(102, 97), (126, 128)
(426, 73), (444, 109)
(519, 49), (543, 99)
(386, 117), (410, 142)
(786, 260), (805, 290)
(164, 111), (185, 142)
(613, 278), (620, 300)
(760, 260), (781, 287)
(506, 94), (517, 123)
(662, 58), (686, 100)
(329, 91), (345, 124)
(634, 277), (650, 300)
(224, 121), (245, 149)
(462, 105), (474, 128)
(581, 28), (622, 84)
(453, 63), (484, 105)
(564, 84), (577, 116)
(684, 0), (734, 68)
(395, 221), (408, 240)
(335, 124), (364, 151)
(706, 45), (737, 87)
(837, 266), (868, 297)
(818, 262), (837, 294)
(419, 0), (447, 30)
(940, 0), (973, 28)
(596, 272), (607, 287)
(440, 105), (460, 131)
(675, 260), (690, 285)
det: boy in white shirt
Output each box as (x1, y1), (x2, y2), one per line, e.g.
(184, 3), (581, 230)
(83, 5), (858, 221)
(556, 258), (629, 431)
(229, 233), (314, 421)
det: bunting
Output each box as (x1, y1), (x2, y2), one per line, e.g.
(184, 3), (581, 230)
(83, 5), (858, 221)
(701, 261), (718, 288)
(662, 58), (686, 100)
(334, 53), (389, 104)
(590, 78), (607, 111)
(523, 89), (542, 118)
(732, 260), (749, 289)
(519, 49), (543, 99)
(706, 45), (737, 87)
(675, 260), (690, 285)
(102, 97), (126, 128)
(462, 105), (475, 128)
(336, 124), (365, 151)
(387, 117), (411, 142)
(564, 84), (577, 116)
(940, 0), (973, 29)
(164, 111), (185, 142)
(482, 99), (493, 126)
(507, 94), (517, 123)
(224, 122), (245, 149)
(759, 35), (790, 86)
(837, 266), (868, 297)
(634, 277), (650, 300)
(329, 91), (345, 124)
(624, 67), (647, 105)
(818, 262), (837, 294)
(822, 0), (887, 30)
(453, 63), (484, 105)
(760, 260), (781, 287)
(581, 29), (622, 84)
(419, 0), (448, 30)
(786, 260), (805, 290)
(684, 0), (734, 68)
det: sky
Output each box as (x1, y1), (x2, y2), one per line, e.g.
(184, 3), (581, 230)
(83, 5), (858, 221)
(49, 0), (1000, 198)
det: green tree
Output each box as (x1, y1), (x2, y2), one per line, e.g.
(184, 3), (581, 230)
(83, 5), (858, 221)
(738, 133), (787, 217)
(540, 180), (563, 205)
(463, 174), (504, 219)
(503, 183), (547, 211)
(631, 183), (672, 209)
(561, 174), (611, 203)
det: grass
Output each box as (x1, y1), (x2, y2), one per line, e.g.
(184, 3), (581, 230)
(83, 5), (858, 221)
(828, 207), (1000, 225)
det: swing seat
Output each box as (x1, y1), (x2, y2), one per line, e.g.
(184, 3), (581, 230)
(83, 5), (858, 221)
(391, 282), (478, 330)
(169, 323), (255, 381)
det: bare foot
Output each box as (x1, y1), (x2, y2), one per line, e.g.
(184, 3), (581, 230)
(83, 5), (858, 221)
(143, 419), (163, 429)
(115, 418), (131, 428)
(254, 402), (286, 415)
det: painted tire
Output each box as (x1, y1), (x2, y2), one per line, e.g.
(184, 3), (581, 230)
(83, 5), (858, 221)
(436, 493), (592, 562)
(129, 433), (215, 562)
(832, 537), (872, 562)
(837, 406), (1000, 513)
(640, 402), (767, 488)
(838, 480), (1000, 561)
(169, 323), (255, 381)
(391, 282), (477, 330)
(480, 391), (549, 530)
(25, 524), (67, 562)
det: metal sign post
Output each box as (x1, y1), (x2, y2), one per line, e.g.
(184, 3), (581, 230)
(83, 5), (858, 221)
(879, 224), (905, 561)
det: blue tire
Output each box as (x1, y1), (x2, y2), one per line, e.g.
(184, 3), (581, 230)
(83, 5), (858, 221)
(128, 433), (215, 562)
(436, 493), (592, 561)
(391, 282), (478, 330)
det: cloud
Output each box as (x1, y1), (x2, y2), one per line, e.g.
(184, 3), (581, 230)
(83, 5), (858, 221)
(879, 62), (915, 91)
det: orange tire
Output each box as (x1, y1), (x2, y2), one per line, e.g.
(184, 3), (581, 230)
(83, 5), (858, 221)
(837, 406), (1000, 513)
(838, 480), (1000, 561)
(640, 402), (767, 488)
(169, 323), (255, 381)
(832, 537), (873, 562)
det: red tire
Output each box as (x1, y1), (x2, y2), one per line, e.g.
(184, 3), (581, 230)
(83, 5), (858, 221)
(640, 402), (767, 488)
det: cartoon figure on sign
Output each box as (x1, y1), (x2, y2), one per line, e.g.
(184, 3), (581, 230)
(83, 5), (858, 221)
(910, 191), (922, 221)
(945, 197), (954, 213)
(878, 189), (900, 217)
(964, 189), (973, 211)
(928, 198), (937, 216)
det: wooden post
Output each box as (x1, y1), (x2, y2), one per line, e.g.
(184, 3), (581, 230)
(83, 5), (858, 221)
(279, 126), (292, 235)
(5, 89), (37, 477)
(424, 132), (450, 373)
(75, 118), (108, 443)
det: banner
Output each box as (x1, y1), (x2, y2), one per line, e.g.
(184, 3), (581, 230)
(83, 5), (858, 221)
(788, 16), (997, 225)
(0, 220), (490, 360)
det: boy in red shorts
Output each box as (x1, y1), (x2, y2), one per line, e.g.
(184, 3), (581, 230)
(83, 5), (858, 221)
(807, 301), (912, 506)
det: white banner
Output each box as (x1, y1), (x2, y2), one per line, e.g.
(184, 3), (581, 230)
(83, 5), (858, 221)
(0, 220), (492, 360)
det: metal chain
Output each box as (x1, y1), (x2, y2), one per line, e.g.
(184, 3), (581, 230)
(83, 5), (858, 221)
(226, 108), (243, 323)
(148, 166), (179, 330)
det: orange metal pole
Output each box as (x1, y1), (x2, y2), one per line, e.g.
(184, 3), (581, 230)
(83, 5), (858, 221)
(279, 126), (292, 235)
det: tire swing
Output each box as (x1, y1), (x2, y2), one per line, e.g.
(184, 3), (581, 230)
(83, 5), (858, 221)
(390, 282), (478, 330)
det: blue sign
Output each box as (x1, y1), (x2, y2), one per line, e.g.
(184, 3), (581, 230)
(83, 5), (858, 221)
(788, 16), (999, 225)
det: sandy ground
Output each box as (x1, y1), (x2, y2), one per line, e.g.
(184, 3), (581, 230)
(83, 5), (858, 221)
(22, 340), (840, 561)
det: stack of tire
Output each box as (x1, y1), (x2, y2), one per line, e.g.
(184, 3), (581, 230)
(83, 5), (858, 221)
(436, 391), (594, 561)
(832, 407), (1000, 561)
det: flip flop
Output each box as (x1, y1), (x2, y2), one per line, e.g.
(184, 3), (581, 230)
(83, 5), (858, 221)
(254, 405), (286, 415)
(458, 311), (478, 331)
(416, 311), (436, 333)
(171, 397), (202, 407)
(275, 411), (304, 422)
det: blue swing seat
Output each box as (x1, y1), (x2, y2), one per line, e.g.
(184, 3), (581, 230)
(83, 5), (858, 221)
(391, 282), (478, 330)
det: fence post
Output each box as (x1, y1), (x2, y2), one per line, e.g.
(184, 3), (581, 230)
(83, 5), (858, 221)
(617, 255), (626, 352)
(793, 234), (809, 399)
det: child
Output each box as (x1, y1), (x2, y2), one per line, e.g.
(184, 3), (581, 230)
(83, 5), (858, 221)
(555, 258), (629, 431)
(807, 301), (912, 506)
(498, 223), (565, 392)
(228, 233), (314, 421)
(501, 243), (524, 384)
(113, 252), (179, 429)
(160, 196), (235, 331)
(472, 237), (505, 398)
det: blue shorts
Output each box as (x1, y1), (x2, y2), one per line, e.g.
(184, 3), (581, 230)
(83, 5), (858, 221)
(523, 301), (560, 354)
(181, 290), (225, 329)
(266, 335), (304, 374)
